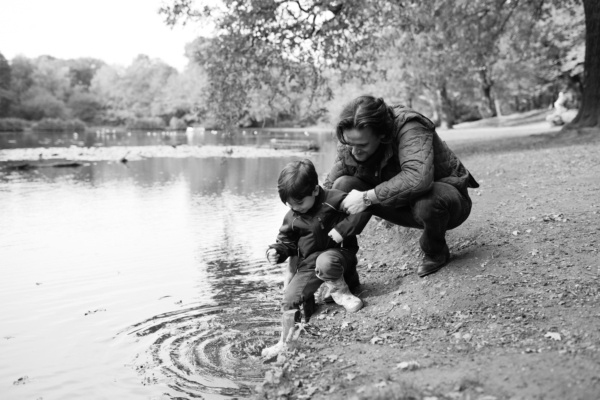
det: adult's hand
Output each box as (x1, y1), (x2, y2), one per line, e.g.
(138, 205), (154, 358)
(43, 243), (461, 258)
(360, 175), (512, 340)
(342, 189), (368, 214)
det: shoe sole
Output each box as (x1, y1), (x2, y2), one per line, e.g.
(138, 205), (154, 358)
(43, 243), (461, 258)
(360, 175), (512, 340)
(417, 263), (446, 277)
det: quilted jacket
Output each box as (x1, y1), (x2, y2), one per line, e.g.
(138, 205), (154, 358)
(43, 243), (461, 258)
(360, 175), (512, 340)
(323, 105), (479, 207)
(268, 187), (371, 266)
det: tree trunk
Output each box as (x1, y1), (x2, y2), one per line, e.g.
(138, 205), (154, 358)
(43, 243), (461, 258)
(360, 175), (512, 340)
(419, 92), (439, 126)
(494, 98), (503, 117)
(0, 53), (10, 117)
(478, 67), (497, 118)
(437, 84), (454, 129)
(568, 0), (600, 129)
(430, 99), (440, 127)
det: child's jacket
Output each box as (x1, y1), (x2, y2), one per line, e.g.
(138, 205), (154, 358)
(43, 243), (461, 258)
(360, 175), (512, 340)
(269, 186), (371, 267)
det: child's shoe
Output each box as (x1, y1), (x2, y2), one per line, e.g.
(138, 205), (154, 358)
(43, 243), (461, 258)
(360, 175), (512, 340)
(261, 309), (299, 360)
(261, 340), (285, 359)
(325, 276), (363, 312)
(316, 270), (361, 304)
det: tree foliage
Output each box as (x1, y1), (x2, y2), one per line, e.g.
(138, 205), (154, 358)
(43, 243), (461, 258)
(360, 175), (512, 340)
(1, 0), (593, 130)
(67, 57), (105, 89)
(159, 0), (590, 128)
(67, 90), (103, 123)
(160, 0), (402, 126)
(8, 56), (35, 105)
(1, 54), (209, 127)
(0, 52), (11, 117)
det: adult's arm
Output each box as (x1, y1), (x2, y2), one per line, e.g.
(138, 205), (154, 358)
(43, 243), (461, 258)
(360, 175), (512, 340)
(325, 190), (371, 241)
(374, 123), (435, 207)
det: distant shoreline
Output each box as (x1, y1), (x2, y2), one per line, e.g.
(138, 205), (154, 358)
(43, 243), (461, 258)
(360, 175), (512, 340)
(0, 144), (316, 163)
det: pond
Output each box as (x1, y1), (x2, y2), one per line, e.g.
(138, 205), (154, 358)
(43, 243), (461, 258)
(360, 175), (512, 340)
(0, 128), (337, 399)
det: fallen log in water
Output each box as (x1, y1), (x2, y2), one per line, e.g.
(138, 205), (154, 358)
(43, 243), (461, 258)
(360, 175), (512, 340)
(3, 161), (84, 171)
(4, 163), (37, 171)
(52, 162), (83, 168)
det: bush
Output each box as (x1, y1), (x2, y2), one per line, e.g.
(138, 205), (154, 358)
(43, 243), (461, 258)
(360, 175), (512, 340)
(0, 117), (30, 132)
(32, 118), (86, 133)
(19, 89), (68, 120)
(125, 117), (166, 131)
(67, 91), (103, 123)
(169, 116), (187, 131)
(92, 109), (130, 127)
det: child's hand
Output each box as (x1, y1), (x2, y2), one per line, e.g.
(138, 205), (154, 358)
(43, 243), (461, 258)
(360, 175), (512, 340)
(266, 248), (279, 265)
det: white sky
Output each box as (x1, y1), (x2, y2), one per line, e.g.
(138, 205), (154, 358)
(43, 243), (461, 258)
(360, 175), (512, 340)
(0, 0), (210, 71)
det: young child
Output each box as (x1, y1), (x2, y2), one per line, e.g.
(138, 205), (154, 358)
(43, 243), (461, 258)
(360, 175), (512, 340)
(262, 159), (370, 357)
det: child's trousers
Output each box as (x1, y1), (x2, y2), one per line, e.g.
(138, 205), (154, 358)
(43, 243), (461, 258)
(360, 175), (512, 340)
(282, 247), (357, 312)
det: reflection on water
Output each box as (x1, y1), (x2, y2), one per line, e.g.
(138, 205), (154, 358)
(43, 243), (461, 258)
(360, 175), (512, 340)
(0, 138), (336, 399)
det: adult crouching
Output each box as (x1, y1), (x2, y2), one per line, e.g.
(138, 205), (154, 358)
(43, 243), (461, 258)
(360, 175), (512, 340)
(324, 95), (479, 277)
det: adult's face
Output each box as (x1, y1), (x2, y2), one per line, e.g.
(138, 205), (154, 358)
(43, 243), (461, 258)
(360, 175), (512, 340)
(343, 127), (383, 162)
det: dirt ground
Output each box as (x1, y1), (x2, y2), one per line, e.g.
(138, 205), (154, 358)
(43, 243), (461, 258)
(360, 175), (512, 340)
(254, 128), (600, 400)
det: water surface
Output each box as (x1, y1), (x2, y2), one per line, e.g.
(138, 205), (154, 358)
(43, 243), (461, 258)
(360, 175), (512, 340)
(0, 130), (336, 399)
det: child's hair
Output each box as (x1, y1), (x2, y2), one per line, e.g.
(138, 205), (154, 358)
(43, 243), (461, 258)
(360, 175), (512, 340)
(335, 95), (394, 144)
(277, 159), (318, 204)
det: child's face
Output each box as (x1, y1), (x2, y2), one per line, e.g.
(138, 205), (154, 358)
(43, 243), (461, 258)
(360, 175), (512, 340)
(286, 185), (319, 214)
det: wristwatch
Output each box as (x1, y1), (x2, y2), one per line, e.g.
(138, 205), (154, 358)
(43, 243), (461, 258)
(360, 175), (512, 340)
(362, 191), (372, 207)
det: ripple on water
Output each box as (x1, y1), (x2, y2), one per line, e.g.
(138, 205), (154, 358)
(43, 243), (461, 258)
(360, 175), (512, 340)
(121, 298), (281, 399)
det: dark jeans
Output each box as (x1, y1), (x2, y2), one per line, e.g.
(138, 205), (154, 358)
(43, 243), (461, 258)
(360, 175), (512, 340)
(332, 176), (472, 255)
(282, 248), (357, 312)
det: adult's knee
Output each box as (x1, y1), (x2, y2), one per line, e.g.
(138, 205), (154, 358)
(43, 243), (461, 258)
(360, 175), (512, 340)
(413, 195), (438, 220)
(332, 176), (371, 193)
(413, 184), (461, 225)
